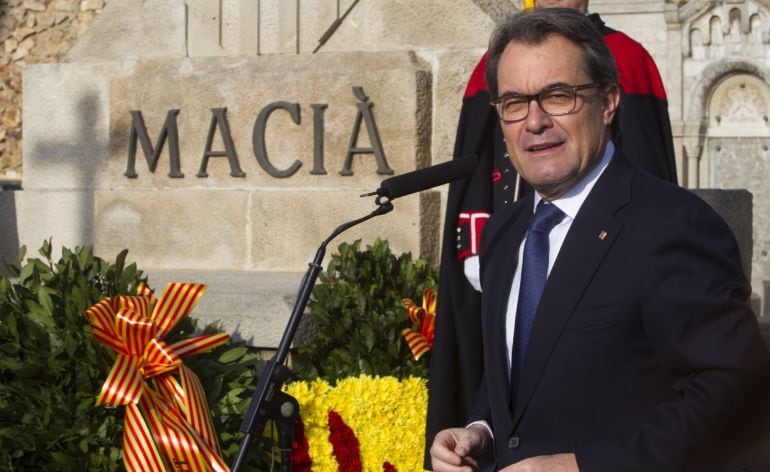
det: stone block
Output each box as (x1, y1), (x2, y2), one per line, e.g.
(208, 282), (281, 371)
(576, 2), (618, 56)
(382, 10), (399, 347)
(65, 0), (186, 61)
(258, 0), (300, 55)
(22, 50), (441, 273)
(94, 189), (249, 271)
(0, 189), (20, 271)
(22, 61), (125, 191)
(221, 0), (259, 55)
(145, 270), (305, 348)
(430, 49), (488, 165)
(186, 0), (227, 57)
(708, 138), (770, 284)
(312, 0), (494, 53)
(690, 188), (752, 278)
(15, 188), (95, 254)
(420, 190), (443, 265)
(107, 52), (431, 191)
(247, 189), (432, 271)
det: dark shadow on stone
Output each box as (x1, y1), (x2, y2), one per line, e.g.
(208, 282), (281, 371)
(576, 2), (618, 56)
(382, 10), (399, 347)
(29, 94), (101, 250)
(0, 188), (20, 274)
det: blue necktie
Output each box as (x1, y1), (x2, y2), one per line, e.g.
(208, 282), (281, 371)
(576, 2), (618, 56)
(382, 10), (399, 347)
(510, 200), (566, 411)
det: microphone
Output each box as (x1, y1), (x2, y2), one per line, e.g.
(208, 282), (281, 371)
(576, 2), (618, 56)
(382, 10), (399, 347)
(367, 155), (478, 200)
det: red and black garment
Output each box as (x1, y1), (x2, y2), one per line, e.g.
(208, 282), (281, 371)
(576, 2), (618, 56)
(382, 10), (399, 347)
(425, 13), (677, 467)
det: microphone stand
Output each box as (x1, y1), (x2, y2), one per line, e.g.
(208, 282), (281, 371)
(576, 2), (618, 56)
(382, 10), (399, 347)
(230, 198), (394, 472)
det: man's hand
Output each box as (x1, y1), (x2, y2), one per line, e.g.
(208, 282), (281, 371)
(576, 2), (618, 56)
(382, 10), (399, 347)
(430, 424), (492, 471)
(501, 453), (578, 472)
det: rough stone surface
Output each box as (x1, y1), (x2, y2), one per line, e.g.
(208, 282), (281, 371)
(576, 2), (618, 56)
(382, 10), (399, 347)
(15, 188), (95, 250)
(299, 0), (494, 54)
(94, 189), (249, 271)
(65, 0), (186, 62)
(0, 0), (105, 182)
(429, 49), (489, 165)
(21, 61), (122, 191)
(709, 138), (770, 284)
(144, 270), (308, 348)
(246, 189), (427, 271)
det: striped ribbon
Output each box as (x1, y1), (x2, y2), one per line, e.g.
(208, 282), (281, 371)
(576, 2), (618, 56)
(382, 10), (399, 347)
(84, 283), (230, 472)
(401, 288), (437, 361)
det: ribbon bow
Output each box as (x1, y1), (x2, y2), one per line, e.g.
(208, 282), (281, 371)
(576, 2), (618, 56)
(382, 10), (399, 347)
(401, 288), (437, 361)
(84, 283), (230, 472)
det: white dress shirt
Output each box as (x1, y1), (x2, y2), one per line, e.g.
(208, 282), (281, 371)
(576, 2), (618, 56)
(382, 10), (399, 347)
(504, 141), (615, 374)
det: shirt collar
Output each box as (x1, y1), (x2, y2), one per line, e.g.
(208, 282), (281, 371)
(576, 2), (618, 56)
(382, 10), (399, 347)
(533, 140), (615, 220)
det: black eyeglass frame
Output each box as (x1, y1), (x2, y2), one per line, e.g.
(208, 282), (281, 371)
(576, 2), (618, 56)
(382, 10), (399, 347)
(490, 82), (603, 123)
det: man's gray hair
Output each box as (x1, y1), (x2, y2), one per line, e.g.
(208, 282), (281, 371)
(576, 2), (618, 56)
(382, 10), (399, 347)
(485, 7), (619, 99)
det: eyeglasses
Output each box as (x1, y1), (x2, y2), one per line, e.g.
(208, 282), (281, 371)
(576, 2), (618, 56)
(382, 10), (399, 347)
(490, 83), (602, 122)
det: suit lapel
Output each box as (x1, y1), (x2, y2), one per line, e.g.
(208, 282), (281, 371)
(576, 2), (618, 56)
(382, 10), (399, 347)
(511, 153), (633, 426)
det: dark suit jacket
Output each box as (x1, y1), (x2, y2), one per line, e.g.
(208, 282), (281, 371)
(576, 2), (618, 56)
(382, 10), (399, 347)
(473, 151), (769, 471)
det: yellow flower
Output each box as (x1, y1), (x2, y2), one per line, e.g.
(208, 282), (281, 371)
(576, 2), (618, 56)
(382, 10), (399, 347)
(284, 375), (428, 471)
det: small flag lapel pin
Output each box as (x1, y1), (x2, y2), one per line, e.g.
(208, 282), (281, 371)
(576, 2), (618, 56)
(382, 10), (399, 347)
(598, 230), (608, 240)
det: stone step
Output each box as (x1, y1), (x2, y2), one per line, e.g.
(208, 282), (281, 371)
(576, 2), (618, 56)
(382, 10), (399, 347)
(145, 270), (308, 349)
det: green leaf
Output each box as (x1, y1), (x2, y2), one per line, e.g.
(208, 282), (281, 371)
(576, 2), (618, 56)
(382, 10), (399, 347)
(76, 245), (94, 271)
(25, 301), (56, 331)
(37, 286), (54, 315)
(18, 262), (35, 285)
(50, 451), (77, 469)
(218, 346), (248, 364)
(39, 238), (52, 260)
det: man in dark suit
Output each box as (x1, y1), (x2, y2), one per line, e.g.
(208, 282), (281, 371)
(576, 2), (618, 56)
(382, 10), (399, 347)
(426, 3), (678, 463)
(430, 8), (768, 471)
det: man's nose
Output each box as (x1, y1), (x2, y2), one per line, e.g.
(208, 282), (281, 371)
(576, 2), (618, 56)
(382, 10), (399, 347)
(525, 99), (552, 133)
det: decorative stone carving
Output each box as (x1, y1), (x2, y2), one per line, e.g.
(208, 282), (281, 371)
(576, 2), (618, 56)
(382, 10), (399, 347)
(709, 74), (770, 134)
(684, 0), (769, 60)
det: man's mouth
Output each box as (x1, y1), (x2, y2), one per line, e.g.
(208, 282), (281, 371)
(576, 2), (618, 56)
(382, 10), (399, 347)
(526, 142), (562, 153)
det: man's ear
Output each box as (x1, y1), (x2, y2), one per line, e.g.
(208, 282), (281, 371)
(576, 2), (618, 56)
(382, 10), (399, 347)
(603, 84), (621, 125)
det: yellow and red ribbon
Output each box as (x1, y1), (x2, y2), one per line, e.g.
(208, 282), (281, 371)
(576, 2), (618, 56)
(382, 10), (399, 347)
(401, 288), (437, 361)
(84, 283), (230, 472)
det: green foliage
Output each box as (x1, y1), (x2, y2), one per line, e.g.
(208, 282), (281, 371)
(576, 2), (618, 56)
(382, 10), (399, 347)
(0, 241), (269, 471)
(292, 239), (438, 383)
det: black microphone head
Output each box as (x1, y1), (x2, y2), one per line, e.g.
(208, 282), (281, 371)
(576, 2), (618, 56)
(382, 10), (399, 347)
(377, 155), (478, 200)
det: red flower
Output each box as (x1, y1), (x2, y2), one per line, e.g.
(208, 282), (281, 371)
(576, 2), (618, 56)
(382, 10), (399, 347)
(328, 410), (362, 471)
(292, 416), (313, 472)
(383, 461), (398, 472)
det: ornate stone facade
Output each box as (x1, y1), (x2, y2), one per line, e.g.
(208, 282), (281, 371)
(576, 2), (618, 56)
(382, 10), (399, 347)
(671, 0), (770, 289)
